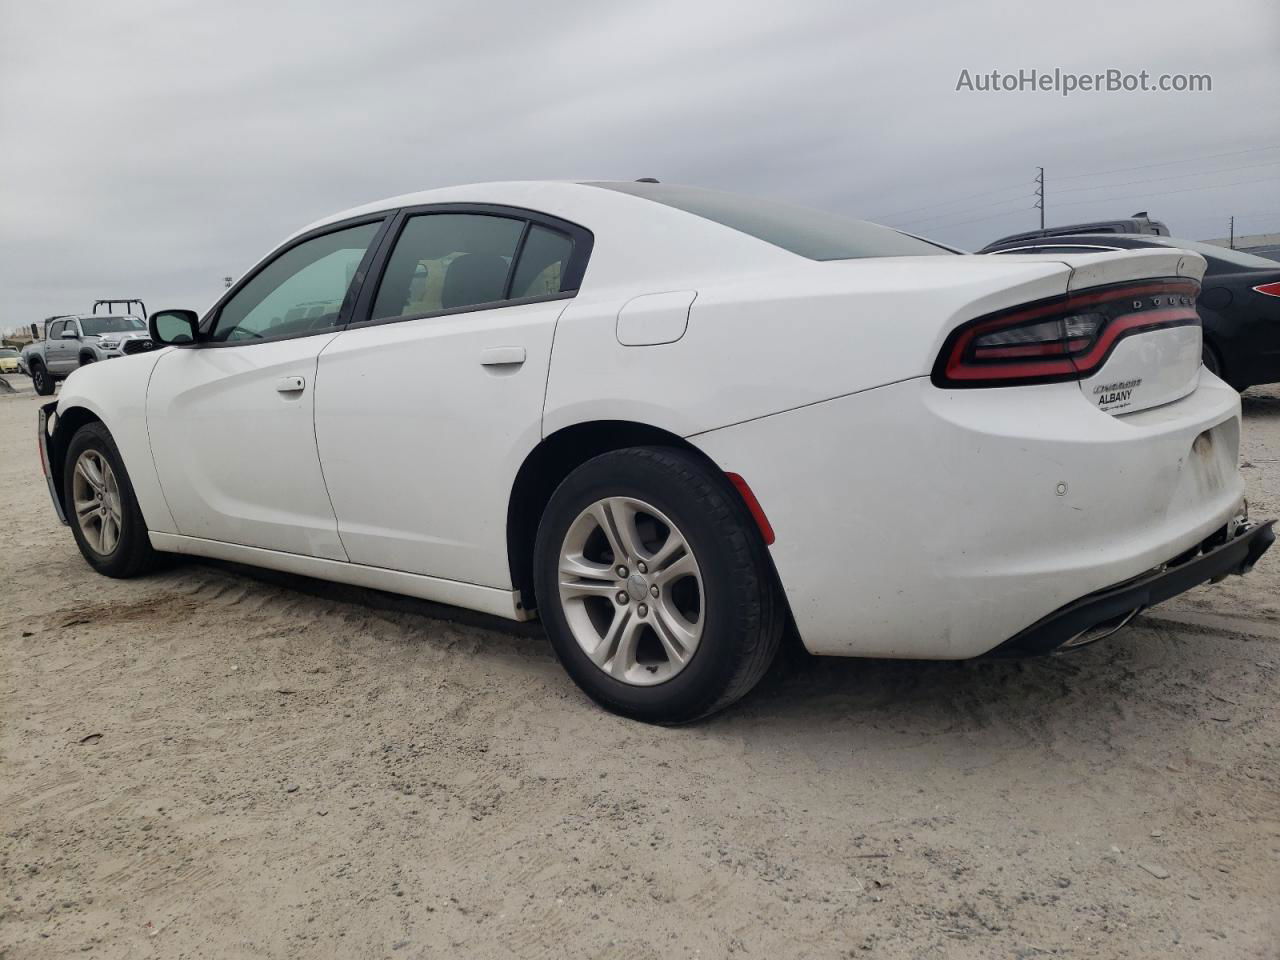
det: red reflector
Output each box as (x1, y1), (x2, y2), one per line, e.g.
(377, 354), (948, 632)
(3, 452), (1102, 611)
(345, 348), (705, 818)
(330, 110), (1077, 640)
(726, 473), (775, 546)
(1253, 281), (1280, 298)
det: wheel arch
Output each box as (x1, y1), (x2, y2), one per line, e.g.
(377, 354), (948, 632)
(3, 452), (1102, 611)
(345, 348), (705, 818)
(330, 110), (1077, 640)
(505, 419), (779, 614)
(48, 405), (105, 508)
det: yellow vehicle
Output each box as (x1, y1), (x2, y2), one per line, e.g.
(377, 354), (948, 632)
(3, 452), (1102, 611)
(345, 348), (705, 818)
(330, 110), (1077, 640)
(0, 347), (22, 374)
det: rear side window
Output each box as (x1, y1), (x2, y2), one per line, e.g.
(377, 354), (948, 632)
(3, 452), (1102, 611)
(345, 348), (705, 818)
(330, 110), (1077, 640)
(510, 225), (574, 298)
(370, 215), (576, 321)
(589, 181), (954, 260)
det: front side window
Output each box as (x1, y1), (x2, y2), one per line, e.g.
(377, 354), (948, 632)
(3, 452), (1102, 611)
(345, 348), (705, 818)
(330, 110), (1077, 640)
(370, 214), (527, 321)
(48, 320), (66, 339)
(212, 222), (380, 342)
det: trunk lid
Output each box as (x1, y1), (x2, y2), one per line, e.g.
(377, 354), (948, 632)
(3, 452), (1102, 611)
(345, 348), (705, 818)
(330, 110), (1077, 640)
(997, 249), (1208, 415)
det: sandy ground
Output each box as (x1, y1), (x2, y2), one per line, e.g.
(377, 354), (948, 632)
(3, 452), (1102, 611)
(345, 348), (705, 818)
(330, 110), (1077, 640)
(2, 379), (1278, 959)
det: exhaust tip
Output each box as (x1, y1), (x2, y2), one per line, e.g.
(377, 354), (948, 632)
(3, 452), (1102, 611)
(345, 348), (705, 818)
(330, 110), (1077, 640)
(1061, 607), (1142, 650)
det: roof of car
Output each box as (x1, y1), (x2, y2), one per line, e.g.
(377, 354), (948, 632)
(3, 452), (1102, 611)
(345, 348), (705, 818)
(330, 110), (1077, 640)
(296, 180), (615, 238)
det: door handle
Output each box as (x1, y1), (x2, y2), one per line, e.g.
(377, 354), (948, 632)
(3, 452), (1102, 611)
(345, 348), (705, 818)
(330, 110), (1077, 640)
(275, 376), (306, 394)
(480, 346), (525, 367)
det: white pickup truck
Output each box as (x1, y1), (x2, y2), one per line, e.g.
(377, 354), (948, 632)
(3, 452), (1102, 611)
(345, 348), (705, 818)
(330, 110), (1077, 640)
(22, 308), (152, 396)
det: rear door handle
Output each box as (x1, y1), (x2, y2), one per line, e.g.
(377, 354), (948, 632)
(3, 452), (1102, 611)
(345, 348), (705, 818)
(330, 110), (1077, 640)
(480, 346), (526, 367)
(275, 376), (306, 393)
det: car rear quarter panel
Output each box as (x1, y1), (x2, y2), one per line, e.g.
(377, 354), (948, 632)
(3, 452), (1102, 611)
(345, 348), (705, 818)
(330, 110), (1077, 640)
(542, 258), (1072, 438)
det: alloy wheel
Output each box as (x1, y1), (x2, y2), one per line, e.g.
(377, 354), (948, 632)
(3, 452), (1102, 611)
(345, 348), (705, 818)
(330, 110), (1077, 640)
(557, 496), (704, 686)
(72, 450), (123, 555)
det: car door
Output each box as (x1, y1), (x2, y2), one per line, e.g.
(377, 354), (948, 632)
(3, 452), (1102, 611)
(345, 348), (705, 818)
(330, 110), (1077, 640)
(314, 207), (592, 587)
(47, 319), (76, 373)
(147, 217), (388, 559)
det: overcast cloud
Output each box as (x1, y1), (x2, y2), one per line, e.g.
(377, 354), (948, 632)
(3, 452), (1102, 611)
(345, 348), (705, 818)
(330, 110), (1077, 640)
(2, 0), (1278, 326)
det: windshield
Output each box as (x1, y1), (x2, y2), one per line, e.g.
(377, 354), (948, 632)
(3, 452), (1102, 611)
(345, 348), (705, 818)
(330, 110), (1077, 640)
(589, 182), (956, 260)
(81, 316), (146, 335)
(1149, 237), (1279, 270)
(0, 348), (18, 358)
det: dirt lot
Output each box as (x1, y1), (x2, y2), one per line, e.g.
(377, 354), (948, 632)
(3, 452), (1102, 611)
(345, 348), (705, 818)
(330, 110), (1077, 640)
(2, 381), (1279, 959)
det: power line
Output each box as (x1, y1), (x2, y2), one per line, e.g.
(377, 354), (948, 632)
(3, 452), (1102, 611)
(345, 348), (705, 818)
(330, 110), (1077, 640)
(873, 144), (1280, 227)
(914, 205), (1038, 232)
(868, 183), (1027, 222)
(1050, 173), (1280, 209)
(1053, 143), (1280, 182)
(1052, 159), (1280, 195)
(890, 193), (1034, 228)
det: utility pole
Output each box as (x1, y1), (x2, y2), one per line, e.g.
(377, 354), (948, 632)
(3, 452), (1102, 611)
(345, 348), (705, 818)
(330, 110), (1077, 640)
(1229, 216), (1235, 250)
(1034, 167), (1045, 230)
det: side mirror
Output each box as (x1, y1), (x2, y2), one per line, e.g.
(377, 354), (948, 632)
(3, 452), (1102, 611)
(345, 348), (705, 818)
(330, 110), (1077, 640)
(61, 328), (79, 339)
(149, 309), (200, 346)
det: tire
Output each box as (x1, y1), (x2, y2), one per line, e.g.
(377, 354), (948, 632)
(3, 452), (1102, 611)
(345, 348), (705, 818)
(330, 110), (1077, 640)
(63, 421), (158, 578)
(79, 352), (97, 366)
(1202, 342), (1223, 380)
(533, 446), (783, 723)
(30, 361), (54, 396)
(1202, 341), (1249, 392)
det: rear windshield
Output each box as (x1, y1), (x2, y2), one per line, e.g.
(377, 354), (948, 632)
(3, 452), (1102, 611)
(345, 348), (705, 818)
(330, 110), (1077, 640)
(589, 182), (955, 260)
(81, 316), (146, 335)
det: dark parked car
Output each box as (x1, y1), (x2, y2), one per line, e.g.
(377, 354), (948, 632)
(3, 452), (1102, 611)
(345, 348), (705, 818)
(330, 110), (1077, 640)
(986, 212), (1169, 248)
(982, 234), (1280, 391)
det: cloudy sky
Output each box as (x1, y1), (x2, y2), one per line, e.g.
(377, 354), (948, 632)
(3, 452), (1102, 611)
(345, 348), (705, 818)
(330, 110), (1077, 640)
(2, 0), (1278, 327)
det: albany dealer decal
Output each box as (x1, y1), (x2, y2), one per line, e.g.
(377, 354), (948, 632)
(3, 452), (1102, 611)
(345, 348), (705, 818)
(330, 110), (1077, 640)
(1093, 377), (1143, 412)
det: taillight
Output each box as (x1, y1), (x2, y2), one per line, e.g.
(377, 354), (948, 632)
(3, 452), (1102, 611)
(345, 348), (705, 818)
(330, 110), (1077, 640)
(1253, 281), (1280, 298)
(933, 278), (1200, 388)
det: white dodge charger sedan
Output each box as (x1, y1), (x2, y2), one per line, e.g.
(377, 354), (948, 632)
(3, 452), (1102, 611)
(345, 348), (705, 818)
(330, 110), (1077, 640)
(39, 180), (1274, 722)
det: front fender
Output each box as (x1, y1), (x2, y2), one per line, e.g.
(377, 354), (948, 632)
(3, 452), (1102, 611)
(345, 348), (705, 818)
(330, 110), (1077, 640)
(53, 350), (178, 534)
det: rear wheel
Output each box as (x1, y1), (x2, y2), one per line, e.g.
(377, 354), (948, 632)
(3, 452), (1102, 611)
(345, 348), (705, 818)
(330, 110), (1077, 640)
(30, 361), (54, 396)
(63, 422), (158, 578)
(534, 447), (783, 723)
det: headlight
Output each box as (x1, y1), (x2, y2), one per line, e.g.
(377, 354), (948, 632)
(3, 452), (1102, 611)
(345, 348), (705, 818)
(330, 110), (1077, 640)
(98, 340), (120, 350)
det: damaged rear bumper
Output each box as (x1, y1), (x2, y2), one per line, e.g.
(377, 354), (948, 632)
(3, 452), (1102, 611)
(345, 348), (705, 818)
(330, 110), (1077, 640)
(991, 517), (1275, 656)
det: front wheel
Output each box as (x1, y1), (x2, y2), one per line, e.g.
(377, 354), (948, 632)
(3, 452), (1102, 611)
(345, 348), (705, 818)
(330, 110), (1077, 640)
(63, 422), (158, 578)
(30, 362), (54, 396)
(533, 447), (783, 723)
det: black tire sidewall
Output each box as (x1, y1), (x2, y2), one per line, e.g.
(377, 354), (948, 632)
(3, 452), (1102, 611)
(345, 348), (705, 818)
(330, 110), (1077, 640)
(63, 422), (152, 577)
(1202, 343), (1221, 378)
(32, 362), (53, 395)
(534, 447), (769, 722)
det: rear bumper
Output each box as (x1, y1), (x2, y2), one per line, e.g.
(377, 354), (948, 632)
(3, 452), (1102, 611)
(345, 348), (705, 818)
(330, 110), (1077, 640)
(693, 375), (1251, 659)
(992, 517), (1274, 655)
(38, 401), (68, 525)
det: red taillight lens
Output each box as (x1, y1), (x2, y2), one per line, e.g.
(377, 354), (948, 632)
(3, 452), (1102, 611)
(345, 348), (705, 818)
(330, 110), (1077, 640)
(1253, 281), (1280, 298)
(933, 278), (1200, 388)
